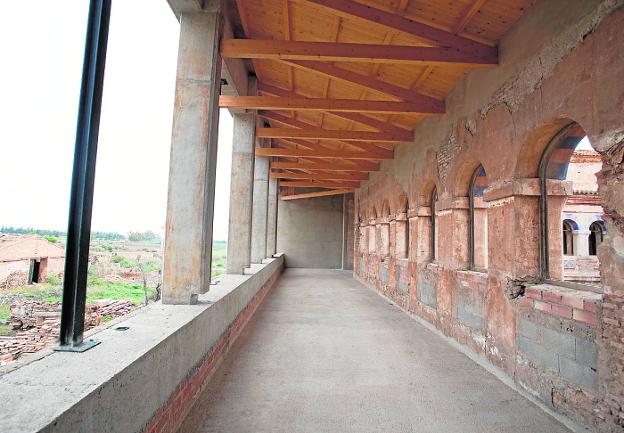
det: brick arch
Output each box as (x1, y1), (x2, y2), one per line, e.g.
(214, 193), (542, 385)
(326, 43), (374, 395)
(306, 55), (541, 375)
(514, 117), (582, 178)
(451, 158), (486, 197)
(397, 192), (408, 214)
(381, 200), (391, 218)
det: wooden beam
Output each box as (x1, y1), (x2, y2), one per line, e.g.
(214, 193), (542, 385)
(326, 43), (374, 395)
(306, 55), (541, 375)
(280, 180), (360, 189)
(275, 138), (393, 157)
(221, 39), (497, 67)
(258, 111), (404, 152)
(271, 161), (380, 172)
(257, 127), (405, 142)
(271, 171), (369, 181)
(282, 60), (443, 112)
(220, 95), (433, 114)
(296, 0), (497, 58)
(256, 147), (393, 160)
(258, 85), (414, 138)
(281, 189), (354, 201)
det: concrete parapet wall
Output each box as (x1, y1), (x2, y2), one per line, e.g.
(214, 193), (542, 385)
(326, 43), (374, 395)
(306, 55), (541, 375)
(0, 256), (284, 433)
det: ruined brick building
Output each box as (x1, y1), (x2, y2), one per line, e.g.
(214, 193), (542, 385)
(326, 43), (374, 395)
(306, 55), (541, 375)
(0, 235), (64, 287)
(2, 1), (624, 433)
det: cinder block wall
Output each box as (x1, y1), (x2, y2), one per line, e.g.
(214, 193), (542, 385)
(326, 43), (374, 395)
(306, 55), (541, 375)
(277, 195), (345, 268)
(352, 1), (624, 431)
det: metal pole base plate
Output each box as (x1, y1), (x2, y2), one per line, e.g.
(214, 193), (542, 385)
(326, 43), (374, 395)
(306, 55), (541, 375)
(55, 339), (100, 353)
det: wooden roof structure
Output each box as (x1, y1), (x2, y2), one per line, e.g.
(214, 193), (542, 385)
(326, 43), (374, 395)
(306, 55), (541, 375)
(220, 0), (536, 200)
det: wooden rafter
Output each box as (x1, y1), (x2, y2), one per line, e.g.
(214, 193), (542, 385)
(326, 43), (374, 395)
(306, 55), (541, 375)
(258, 111), (401, 153)
(257, 127), (406, 143)
(271, 161), (380, 172)
(279, 180), (360, 189)
(271, 171), (369, 181)
(221, 39), (497, 67)
(281, 60), (443, 110)
(273, 138), (392, 157)
(281, 189), (354, 201)
(295, 0), (497, 57)
(219, 95), (436, 114)
(256, 147), (393, 160)
(258, 85), (414, 137)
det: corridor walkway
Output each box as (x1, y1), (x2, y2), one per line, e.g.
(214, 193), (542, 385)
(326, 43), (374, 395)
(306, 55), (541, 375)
(179, 269), (570, 433)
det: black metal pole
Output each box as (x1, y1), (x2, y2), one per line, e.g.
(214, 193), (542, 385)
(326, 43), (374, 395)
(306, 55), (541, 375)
(59, 0), (111, 350)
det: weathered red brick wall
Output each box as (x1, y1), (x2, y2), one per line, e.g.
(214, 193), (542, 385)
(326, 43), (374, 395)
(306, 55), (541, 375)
(354, 2), (624, 431)
(141, 270), (281, 433)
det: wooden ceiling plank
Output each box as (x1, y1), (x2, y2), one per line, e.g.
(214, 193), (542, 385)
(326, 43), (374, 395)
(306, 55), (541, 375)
(280, 180), (360, 188)
(257, 127), (405, 142)
(282, 60), (443, 112)
(221, 39), (497, 67)
(258, 111), (403, 154)
(270, 171), (369, 181)
(256, 147), (393, 160)
(295, 0), (497, 57)
(281, 189), (354, 201)
(454, 0), (489, 34)
(220, 95), (436, 114)
(271, 161), (380, 172)
(258, 86), (413, 137)
(258, 111), (411, 144)
(274, 138), (393, 158)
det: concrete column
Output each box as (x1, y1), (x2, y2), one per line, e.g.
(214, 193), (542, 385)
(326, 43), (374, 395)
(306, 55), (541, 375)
(342, 193), (354, 270)
(573, 230), (591, 256)
(265, 177), (278, 258)
(251, 146), (269, 263)
(226, 113), (256, 274)
(162, 11), (223, 305)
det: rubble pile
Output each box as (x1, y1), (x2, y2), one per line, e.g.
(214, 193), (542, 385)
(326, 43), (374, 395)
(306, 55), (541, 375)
(0, 299), (136, 365)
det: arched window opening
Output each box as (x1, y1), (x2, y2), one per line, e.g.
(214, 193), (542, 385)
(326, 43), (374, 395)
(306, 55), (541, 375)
(368, 207), (377, 254)
(589, 221), (605, 256)
(431, 188), (438, 261)
(380, 201), (390, 258)
(562, 220), (575, 255)
(539, 123), (604, 289)
(469, 165), (488, 271)
(396, 196), (409, 259)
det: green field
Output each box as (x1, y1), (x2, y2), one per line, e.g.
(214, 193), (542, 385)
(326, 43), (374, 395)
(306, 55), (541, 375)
(212, 241), (227, 278)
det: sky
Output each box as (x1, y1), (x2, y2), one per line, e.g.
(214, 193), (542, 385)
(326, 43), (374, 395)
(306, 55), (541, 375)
(0, 1), (233, 241)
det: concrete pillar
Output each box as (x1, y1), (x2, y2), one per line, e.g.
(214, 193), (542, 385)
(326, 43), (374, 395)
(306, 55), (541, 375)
(265, 177), (278, 258)
(573, 230), (591, 256)
(251, 147), (269, 263)
(226, 113), (256, 274)
(342, 193), (355, 270)
(162, 11), (223, 305)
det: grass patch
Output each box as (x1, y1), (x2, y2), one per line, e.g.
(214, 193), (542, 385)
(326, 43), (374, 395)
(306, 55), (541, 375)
(86, 282), (155, 305)
(0, 304), (11, 336)
(7, 280), (155, 306)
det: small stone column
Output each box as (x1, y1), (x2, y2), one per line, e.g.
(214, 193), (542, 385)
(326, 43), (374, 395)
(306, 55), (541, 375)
(265, 177), (278, 258)
(162, 11), (223, 304)
(226, 113), (256, 274)
(251, 141), (269, 264)
(573, 230), (591, 256)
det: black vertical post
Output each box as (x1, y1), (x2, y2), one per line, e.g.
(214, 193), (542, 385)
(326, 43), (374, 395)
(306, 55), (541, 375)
(58, 0), (111, 351)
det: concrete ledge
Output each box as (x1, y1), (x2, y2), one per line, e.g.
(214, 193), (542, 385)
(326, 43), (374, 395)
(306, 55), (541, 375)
(0, 255), (284, 433)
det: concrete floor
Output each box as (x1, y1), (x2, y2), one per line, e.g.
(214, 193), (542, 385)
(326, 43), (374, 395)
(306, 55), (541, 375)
(179, 269), (570, 433)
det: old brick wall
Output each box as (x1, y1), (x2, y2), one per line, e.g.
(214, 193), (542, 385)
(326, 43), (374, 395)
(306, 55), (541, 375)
(354, 1), (624, 431)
